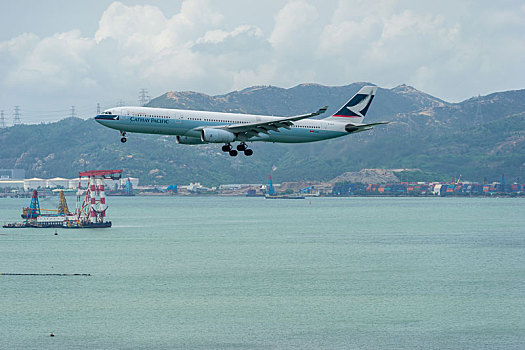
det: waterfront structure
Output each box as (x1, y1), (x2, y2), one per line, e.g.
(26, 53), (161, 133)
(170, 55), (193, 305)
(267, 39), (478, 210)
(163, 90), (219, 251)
(0, 176), (138, 192)
(46, 177), (70, 188)
(68, 178), (89, 189)
(332, 181), (524, 196)
(0, 180), (24, 189)
(24, 178), (47, 191)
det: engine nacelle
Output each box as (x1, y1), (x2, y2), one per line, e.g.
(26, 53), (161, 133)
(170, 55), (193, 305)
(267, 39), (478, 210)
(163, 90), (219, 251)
(345, 124), (359, 133)
(201, 128), (236, 143)
(176, 136), (207, 144)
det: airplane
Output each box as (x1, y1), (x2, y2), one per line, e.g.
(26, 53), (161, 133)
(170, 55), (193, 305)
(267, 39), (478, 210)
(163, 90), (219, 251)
(94, 86), (387, 156)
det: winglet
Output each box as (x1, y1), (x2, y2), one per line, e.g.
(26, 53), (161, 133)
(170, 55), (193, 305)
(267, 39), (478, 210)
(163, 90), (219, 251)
(313, 106), (328, 116)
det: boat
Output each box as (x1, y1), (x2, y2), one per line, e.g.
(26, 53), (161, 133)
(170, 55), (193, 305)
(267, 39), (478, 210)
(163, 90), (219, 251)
(265, 194), (305, 199)
(2, 222), (32, 228)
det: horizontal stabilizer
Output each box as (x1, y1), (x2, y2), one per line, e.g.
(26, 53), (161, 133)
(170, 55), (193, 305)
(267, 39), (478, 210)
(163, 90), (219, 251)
(345, 121), (389, 133)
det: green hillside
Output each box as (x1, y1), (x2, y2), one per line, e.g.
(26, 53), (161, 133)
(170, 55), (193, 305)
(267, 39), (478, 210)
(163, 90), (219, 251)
(1, 83), (524, 185)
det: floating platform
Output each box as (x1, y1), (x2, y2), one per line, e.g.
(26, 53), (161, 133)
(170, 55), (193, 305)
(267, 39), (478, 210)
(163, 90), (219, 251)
(3, 220), (112, 229)
(4, 171), (122, 230)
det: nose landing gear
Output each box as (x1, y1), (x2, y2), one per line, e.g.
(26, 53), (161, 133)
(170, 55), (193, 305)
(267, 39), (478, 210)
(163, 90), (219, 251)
(120, 131), (127, 143)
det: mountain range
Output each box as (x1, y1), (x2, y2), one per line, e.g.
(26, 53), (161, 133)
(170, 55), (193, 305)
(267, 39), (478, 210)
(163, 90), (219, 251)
(1, 82), (524, 185)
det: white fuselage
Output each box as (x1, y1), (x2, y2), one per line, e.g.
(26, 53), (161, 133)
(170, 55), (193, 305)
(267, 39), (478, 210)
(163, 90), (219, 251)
(95, 106), (350, 143)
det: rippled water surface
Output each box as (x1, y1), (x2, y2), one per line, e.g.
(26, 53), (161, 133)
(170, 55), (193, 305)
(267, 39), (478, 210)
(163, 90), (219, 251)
(1, 196), (524, 349)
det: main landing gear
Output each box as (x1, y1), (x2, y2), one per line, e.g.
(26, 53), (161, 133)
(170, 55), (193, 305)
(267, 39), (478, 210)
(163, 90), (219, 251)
(120, 131), (127, 143)
(222, 143), (253, 156)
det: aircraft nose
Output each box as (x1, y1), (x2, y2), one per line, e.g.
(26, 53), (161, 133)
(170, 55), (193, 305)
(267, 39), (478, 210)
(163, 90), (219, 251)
(94, 115), (105, 125)
(94, 114), (119, 123)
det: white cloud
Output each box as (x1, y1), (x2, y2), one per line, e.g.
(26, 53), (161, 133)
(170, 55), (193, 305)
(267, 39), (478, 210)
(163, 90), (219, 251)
(193, 25), (266, 55)
(0, 32), (40, 57)
(315, 0), (525, 100)
(0, 0), (524, 123)
(270, 1), (319, 51)
(3, 30), (95, 95)
(95, 2), (168, 46)
(231, 63), (279, 91)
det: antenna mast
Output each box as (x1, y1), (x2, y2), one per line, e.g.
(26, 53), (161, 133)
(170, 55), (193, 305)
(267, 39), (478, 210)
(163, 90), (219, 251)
(13, 106), (21, 125)
(138, 88), (150, 106)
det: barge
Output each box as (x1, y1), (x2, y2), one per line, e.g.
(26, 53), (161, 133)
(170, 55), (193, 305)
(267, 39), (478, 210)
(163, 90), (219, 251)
(2, 170), (121, 229)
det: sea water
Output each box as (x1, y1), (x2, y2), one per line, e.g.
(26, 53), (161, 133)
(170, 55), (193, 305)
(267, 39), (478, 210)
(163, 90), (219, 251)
(0, 196), (524, 349)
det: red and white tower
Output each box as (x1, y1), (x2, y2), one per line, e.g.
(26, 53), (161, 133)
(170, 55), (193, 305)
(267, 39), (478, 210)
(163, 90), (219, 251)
(76, 170), (122, 224)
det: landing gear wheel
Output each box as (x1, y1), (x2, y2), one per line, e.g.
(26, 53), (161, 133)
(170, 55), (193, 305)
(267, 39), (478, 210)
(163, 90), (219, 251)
(244, 149), (253, 156)
(237, 143), (247, 151)
(222, 144), (232, 152)
(229, 149), (238, 157)
(121, 137), (127, 143)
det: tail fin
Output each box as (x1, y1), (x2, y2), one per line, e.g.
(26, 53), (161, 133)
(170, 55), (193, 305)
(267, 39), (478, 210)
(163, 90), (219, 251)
(324, 86), (377, 123)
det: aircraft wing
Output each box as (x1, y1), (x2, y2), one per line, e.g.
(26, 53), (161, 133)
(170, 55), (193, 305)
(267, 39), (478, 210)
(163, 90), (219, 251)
(215, 106), (328, 137)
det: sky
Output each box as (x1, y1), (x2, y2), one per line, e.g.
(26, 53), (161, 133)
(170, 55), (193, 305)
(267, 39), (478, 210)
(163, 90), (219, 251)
(0, 0), (524, 124)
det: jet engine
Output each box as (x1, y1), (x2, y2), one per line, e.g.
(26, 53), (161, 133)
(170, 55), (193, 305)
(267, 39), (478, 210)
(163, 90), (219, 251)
(176, 136), (207, 144)
(200, 128), (236, 143)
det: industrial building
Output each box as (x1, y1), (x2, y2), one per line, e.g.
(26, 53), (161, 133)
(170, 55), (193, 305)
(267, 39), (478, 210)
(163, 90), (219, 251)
(332, 180), (524, 196)
(0, 180), (24, 189)
(0, 169), (25, 180)
(0, 176), (139, 192)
